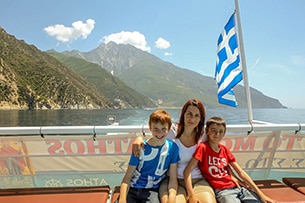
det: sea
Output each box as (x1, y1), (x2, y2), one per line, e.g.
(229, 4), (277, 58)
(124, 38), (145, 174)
(0, 108), (304, 127)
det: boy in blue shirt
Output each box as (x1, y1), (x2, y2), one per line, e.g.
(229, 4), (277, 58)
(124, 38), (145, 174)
(119, 109), (180, 203)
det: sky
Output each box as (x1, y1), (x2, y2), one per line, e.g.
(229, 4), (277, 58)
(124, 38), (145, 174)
(1, 0), (305, 109)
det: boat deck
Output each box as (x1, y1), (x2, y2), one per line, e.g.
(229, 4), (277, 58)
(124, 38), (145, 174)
(254, 179), (305, 202)
(0, 179), (305, 203)
(0, 186), (111, 203)
(282, 177), (305, 196)
(0, 124), (304, 202)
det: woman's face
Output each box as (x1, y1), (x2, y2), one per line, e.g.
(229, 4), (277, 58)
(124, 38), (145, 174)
(184, 105), (201, 129)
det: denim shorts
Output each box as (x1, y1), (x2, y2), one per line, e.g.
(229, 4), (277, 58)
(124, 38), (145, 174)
(214, 186), (262, 203)
(127, 187), (159, 203)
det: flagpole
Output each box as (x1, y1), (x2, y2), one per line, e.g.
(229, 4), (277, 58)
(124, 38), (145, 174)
(234, 0), (253, 123)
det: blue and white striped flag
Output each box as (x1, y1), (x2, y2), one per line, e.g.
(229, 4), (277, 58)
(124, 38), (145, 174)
(215, 13), (242, 107)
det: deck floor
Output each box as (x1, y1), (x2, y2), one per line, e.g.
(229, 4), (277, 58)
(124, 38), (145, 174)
(1, 180), (305, 203)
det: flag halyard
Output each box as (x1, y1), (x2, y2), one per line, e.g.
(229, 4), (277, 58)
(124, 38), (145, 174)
(215, 13), (242, 107)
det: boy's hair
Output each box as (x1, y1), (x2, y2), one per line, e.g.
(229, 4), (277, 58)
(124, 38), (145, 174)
(149, 110), (172, 130)
(206, 117), (226, 130)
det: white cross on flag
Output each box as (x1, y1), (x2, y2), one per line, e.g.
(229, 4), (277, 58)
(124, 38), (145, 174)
(215, 13), (242, 107)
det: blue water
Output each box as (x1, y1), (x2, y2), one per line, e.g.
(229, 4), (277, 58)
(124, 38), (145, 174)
(0, 108), (304, 127)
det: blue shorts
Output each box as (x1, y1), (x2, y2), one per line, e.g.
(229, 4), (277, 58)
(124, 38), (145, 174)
(214, 187), (262, 203)
(127, 187), (159, 203)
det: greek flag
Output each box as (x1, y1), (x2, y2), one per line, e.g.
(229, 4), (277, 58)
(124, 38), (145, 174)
(215, 13), (242, 107)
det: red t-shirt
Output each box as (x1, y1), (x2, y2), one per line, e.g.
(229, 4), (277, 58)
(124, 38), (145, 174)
(193, 141), (236, 190)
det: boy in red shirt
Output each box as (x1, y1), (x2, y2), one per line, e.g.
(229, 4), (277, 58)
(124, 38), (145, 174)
(183, 117), (276, 203)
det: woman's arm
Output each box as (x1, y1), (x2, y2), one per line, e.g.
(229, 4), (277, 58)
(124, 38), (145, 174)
(183, 157), (200, 203)
(119, 165), (136, 203)
(230, 162), (277, 203)
(167, 163), (178, 203)
(131, 136), (144, 157)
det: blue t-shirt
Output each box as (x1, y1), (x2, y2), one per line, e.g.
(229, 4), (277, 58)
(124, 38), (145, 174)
(128, 139), (180, 189)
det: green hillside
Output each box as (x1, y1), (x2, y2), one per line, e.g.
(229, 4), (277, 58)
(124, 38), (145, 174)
(47, 50), (156, 108)
(0, 27), (109, 109)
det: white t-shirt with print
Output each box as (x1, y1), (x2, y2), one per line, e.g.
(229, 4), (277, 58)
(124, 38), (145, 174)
(167, 123), (207, 179)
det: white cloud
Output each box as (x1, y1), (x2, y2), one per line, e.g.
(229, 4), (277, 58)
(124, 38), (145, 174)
(103, 31), (151, 52)
(155, 37), (170, 49)
(44, 19), (95, 43)
(164, 52), (172, 56)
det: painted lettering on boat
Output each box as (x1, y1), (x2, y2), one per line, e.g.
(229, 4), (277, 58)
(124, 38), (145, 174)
(45, 137), (136, 155)
(222, 134), (303, 151)
(43, 177), (109, 187)
(67, 178), (108, 186)
(0, 131), (304, 189)
(42, 134), (303, 155)
(245, 157), (305, 169)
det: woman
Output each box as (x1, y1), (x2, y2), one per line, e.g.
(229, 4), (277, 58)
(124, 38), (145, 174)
(132, 99), (216, 203)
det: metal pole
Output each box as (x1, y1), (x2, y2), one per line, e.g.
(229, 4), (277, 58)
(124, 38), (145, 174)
(234, 0), (253, 123)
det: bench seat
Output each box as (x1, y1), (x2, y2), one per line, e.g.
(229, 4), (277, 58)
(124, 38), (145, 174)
(282, 177), (305, 196)
(254, 179), (305, 203)
(0, 186), (110, 203)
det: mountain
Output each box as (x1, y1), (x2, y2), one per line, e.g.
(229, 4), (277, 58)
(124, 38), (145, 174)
(0, 27), (115, 110)
(47, 50), (156, 108)
(0, 27), (156, 110)
(0, 25), (285, 110)
(63, 42), (286, 108)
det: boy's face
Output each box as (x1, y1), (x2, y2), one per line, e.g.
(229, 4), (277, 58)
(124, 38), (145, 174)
(150, 122), (169, 141)
(206, 123), (226, 144)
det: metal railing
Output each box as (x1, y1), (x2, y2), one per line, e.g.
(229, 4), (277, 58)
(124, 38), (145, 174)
(0, 123), (304, 136)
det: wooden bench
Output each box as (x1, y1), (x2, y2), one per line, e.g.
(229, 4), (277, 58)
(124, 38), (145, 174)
(110, 182), (305, 202)
(0, 186), (110, 203)
(282, 177), (305, 196)
(254, 179), (305, 202)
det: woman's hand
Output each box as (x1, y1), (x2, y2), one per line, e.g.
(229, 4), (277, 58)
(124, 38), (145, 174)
(132, 136), (144, 157)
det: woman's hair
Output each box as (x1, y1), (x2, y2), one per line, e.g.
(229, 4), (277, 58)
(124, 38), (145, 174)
(149, 109), (172, 130)
(176, 99), (205, 143)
